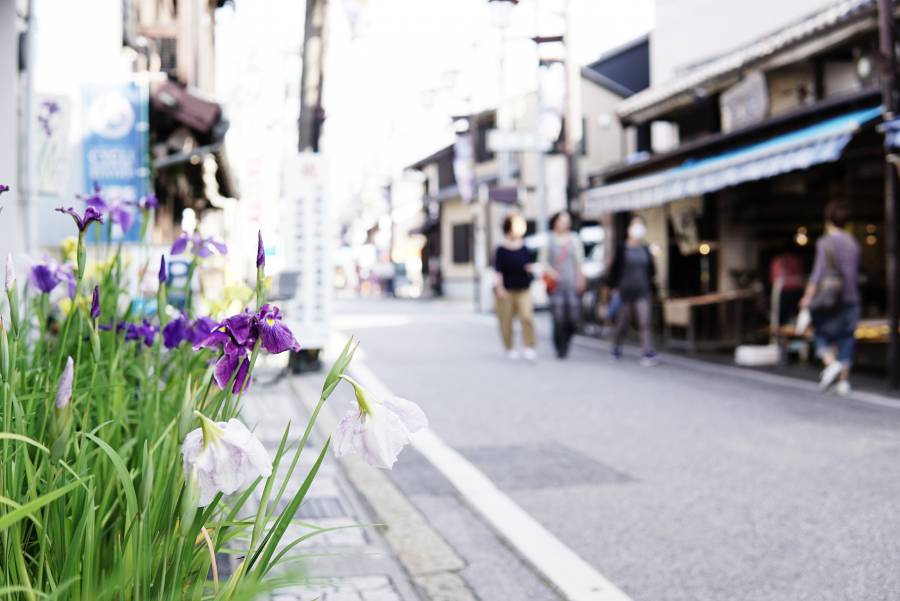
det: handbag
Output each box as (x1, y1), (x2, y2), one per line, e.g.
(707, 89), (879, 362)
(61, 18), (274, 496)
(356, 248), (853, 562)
(809, 237), (843, 313)
(542, 236), (571, 295)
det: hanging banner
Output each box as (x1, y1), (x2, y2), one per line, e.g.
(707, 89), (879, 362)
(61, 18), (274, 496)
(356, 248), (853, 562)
(81, 80), (150, 241)
(34, 94), (71, 197)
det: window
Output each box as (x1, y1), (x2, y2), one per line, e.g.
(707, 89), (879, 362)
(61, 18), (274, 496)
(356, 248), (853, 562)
(451, 223), (473, 264)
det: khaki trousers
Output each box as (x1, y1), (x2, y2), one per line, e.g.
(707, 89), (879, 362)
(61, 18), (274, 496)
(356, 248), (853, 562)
(496, 290), (536, 350)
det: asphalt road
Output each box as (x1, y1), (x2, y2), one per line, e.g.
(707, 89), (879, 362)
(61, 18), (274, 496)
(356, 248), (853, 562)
(334, 297), (900, 601)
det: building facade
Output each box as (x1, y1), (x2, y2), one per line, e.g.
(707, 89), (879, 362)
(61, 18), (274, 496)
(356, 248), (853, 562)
(584, 0), (898, 376)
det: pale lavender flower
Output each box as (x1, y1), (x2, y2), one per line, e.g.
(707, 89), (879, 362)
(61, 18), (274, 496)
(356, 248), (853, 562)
(333, 380), (427, 469)
(83, 184), (134, 233)
(55, 357), (74, 409)
(171, 232), (228, 258)
(181, 415), (272, 507)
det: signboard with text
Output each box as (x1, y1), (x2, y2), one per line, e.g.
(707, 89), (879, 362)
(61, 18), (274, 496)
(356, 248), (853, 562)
(81, 81), (149, 241)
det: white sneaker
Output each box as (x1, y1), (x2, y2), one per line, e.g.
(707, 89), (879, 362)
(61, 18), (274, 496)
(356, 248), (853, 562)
(506, 349), (520, 361)
(639, 353), (661, 367)
(819, 361), (843, 390)
(835, 380), (851, 396)
(522, 347), (537, 363)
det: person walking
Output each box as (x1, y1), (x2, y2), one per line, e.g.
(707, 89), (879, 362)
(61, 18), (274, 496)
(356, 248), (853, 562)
(800, 200), (860, 395)
(494, 214), (537, 362)
(608, 215), (659, 366)
(541, 210), (585, 358)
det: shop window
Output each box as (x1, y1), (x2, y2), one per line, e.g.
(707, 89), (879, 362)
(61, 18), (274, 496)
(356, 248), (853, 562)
(452, 223), (473, 264)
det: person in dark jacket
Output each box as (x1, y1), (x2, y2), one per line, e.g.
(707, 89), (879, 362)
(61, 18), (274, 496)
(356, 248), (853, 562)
(607, 215), (659, 366)
(494, 213), (537, 361)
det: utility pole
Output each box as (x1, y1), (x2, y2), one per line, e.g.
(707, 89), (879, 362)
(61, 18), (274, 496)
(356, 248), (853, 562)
(562, 0), (582, 212)
(299, 0), (328, 152)
(878, 0), (899, 387)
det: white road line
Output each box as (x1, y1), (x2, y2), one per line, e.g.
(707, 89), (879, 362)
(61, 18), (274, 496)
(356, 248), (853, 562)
(348, 358), (635, 601)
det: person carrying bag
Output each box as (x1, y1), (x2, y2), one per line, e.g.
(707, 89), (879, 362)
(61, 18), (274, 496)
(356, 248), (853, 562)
(800, 201), (861, 395)
(542, 211), (584, 359)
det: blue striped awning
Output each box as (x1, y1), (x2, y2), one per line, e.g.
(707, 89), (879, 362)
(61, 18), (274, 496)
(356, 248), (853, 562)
(584, 106), (883, 215)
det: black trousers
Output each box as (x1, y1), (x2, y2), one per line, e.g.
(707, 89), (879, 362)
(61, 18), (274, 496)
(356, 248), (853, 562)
(551, 289), (579, 358)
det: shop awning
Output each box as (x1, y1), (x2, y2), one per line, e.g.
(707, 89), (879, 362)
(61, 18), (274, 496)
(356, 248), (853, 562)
(584, 105), (883, 215)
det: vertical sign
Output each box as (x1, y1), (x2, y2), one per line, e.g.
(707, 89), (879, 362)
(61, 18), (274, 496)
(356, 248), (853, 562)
(34, 94), (71, 197)
(81, 80), (149, 241)
(281, 151), (332, 351)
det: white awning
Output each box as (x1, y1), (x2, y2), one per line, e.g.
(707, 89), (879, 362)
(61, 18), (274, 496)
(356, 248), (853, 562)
(584, 106), (882, 215)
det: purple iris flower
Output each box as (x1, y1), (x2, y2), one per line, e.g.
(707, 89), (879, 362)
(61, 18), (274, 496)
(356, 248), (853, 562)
(136, 195), (159, 211)
(83, 184), (134, 233)
(99, 321), (127, 333)
(256, 304), (300, 354)
(159, 256), (167, 284)
(257, 230), (265, 268)
(56, 206), (104, 232)
(28, 260), (75, 297)
(171, 232), (228, 259)
(163, 315), (219, 349)
(190, 316), (218, 346)
(194, 304), (299, 393)
(162, 316), (189, 349)
(0, 184), (9, 196)
(91, 286), (100, 320)
(125, 320), (158, 347)
(29, 264), (59, 294)
(57, 263), (76, 298)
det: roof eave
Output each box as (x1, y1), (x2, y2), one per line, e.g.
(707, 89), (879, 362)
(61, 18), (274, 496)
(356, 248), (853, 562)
(618, 2), (880, 124)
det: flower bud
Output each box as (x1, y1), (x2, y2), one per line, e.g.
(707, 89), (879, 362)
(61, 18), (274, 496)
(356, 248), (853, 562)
(158, 256), (167, 284)
(90, 285), (100, 320)
(50, 357), (75, 461)
(55, 357), (74, 409)
(256, 230), (265, 269)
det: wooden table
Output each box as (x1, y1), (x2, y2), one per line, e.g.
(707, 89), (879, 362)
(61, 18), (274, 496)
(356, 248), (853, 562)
(662, 289), (758, 353)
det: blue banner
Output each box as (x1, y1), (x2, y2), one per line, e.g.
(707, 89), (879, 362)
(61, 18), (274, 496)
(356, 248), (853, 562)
(81, 81), (150, 242)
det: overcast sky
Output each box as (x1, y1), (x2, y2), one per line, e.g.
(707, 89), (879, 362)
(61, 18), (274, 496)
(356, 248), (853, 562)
(218, 0), (654, 221)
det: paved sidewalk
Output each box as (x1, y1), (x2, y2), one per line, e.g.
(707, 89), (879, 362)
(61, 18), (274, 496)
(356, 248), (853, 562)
(240, 367), (424, 601)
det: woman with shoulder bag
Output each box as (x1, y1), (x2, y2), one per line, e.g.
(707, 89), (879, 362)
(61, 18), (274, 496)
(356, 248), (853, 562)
(800, 200), (861, 395)
(541, 211), (585, 359)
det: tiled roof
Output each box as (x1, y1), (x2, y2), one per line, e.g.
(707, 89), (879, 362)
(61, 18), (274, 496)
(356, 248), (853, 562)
(617, 0), (878, 122)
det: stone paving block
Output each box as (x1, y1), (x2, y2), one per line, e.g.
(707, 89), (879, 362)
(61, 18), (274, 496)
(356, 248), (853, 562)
(269, 575), (403, 601)
(411, 573), (476, 601)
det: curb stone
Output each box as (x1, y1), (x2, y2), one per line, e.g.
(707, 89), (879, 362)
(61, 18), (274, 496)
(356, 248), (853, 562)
(289, 375), (478, 601)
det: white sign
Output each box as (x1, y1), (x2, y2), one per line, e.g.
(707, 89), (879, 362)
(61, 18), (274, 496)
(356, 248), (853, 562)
(33, 94), (71, 197)
(281, 152), (332, 350)
(487, 129), (552, 153)
(720, 71), (769, 133)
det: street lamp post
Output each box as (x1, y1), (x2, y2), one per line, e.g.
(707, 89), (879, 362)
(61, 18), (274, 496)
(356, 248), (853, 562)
(476, 0), (518, 313)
